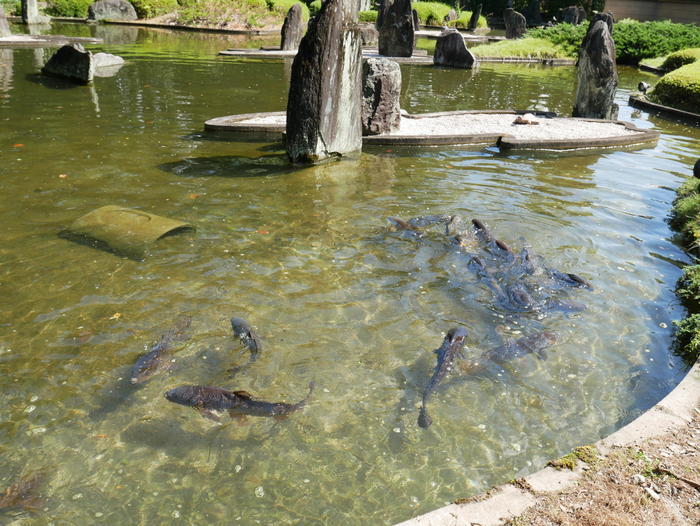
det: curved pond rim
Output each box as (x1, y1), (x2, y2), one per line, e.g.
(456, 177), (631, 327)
(203, 110), (660, 150)
(395, 359), (700, 526)
(628, 95), (700, 126)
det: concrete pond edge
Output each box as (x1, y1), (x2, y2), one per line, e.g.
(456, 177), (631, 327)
(629, 95), (700, 126)
(393, 361), (700, 526)
(203, 110), (659, 151)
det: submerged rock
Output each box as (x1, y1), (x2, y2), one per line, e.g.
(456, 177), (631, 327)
(280, 3), (304, 51)
(378, 0), (414, 58)
(42, 44), (95, 84)
(87, 0), (137, 21)
(362, 57), (401, 135)
(573, 19), (618, 120)
(286, 0), (362, 164)
(434, 30), (477, 69)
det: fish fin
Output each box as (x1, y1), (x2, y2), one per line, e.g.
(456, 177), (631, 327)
(233, 390), (254, 400)
(228, 411), (248, 423)
(197, 409), (221, 422)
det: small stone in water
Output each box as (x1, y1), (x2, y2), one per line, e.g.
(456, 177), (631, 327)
(95, 512), (103, 518)
(172, 511), (180, 519)
(659, 322), (667, 329)
(254, 486), (264, 498)
(393, 427), (401, 433)
(24, 405), (36, 414)
(234, 465), (242, 473)
(72, 493), (83, 500)
(478, 424), (486, 430)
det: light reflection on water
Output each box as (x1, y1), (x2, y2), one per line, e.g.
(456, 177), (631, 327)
(0, 23), (699, 525)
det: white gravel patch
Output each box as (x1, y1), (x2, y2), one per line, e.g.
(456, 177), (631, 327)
(236, 112), (636, 140)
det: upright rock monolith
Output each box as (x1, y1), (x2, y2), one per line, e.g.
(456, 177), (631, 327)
(468, 3), (482, 30)
(504, 8), (526, 39)
(286, 0), (362, 164)
(87, 0), (137, 20)
(21, 0), (49, 24)
(561, 5), (586, 24)
(526, 0), (542, 26)
(572, 19), (618, 120)
(362, 57), (401, 135)
(378, 0), (414, 58)
(434, 30), (477, 68)
(280, 3), (304, 50)
(42, 44), (95, 84)
(0, 6), (11, 37)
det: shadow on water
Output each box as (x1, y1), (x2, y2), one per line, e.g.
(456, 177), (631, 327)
(25, 73), (83, 90)
(158, 154), (297, 178)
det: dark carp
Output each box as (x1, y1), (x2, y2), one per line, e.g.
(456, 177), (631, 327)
(165, 382), (315, 421)
(471, 218), (495, 243)
(549, 269), (593, 290)
(229, 316), (262, 372)
(130, 316), (192, 384)
(418, 327), (469, 428)
(408, 214), (453, 229)
(482, 331), (558, 363)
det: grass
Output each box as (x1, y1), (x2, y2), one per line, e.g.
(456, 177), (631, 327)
(547, 445), (600, 470)
(649, 49), (700, 114)
(471, 38), (570, 59)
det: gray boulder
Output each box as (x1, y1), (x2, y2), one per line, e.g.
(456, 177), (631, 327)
(0, 6), (11, 38)
(93, 52), (125, 77)
(87, 0), (137, 21)
(359, 23), (378, 46)
(378, 0), (414, 58)
(362, 57), (401, 135)
(280, 3), (304, 51)
(286, 0), (362, 164)
(42, 44), (95, 84)
(434, 30), (477, 69)
(468, 3), (482, 31)
(572, 19), (618, 120)
(504, 8), (526, 39)
(561, 5), (586, 24)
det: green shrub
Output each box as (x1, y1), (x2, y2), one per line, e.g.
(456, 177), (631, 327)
(530, 20), (700, 64)
(0, 0), (20, 16)
(309, 0), (320, 16)
(359, 9), (377, 23)
(661, 47), (700, 72)
(45, 0), (93, 17)
(413, 1), (451, 26)
(267, 0), (309, 21)
(449, 11), (488, 29)
(677, 265), (700, 304)
(650, 58), (700, 113)
(673, 314), (700, 362)
(470, 37), (569, 59)
(130, 0), (178, 18)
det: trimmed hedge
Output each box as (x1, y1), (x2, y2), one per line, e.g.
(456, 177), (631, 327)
(448, 11), (488, 29)
(530, 20), (700, 64)
(359, 9), (377, 23)
(413, 1), (452, 26)
(45, 0), (93, 17)
(651, 52), (700, 113)
(661, 47), (700, 72)
(267, 0), (310, 21)
(470, 37), (569, 59)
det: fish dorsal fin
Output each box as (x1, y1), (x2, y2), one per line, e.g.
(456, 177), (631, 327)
(233, 390), (254, 400)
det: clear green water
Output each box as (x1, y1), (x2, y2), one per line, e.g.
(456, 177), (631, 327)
(1, 22), (700, 525)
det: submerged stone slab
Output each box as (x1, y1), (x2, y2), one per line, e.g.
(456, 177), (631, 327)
(42, 44), (95, 84)
(0, 6), (11, 38)
(286, 0), (362, 163)
(573, 19), (618, 120)
(87, 0), (137, 21)
(434, 30), (477, 68)
(504, 8), (526, 39)
(280, 3), (304, 51)
(362, 57), (401, 135)
(378, 0), (414, 58)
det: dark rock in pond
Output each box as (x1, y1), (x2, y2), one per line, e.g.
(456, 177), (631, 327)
(286, 0), (363, 164)
(694, 159), (700, 178)
(573, 19), (618, 120)
(468, 3), (482, 31)
(0, 5), (11, 38)
(526, 0), (543, 26)
(359, 23), (378, 46)
(21, 0), (50, 24)
(378, 0), (414, 58)
(434, 30), (477, 69)
(362, 57), (401, 135)
(42, 44), (95, 84)
(87, 0), (137, 21)
(280, 3), (305, 51)
(504, 8), (526, 39)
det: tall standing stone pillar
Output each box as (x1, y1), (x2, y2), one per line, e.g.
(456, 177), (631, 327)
(468, 3), (482, 31)
(572, 19), (618, 120)
(0, 5), (12, 37)
(286, 0), (363, 164)
(21, 0), (49, 24)
(378, 0), (414, 58)
(280, 3), (304, 51)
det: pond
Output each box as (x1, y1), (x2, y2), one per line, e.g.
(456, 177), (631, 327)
(1, 22), (699, 526)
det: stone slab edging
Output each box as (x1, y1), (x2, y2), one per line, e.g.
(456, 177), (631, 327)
(204, 110), (659, 151)
(629, 95), (700, 126)
(394, 361), (700, 526)
(103, 19), (278, 36)
(0, 34), (102, 48)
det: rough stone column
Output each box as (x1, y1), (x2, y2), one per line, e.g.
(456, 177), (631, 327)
(286, 0), (363, 164)
(468, 3), (482, 31)
(526, 0), (542, 26)
(0, 5), (11, 37)
(572, 19), (618, 120)
(378, 0), (414, 58)
(504, 8), (526, 39)
(362, 57), (401, 135)
(21, 0), (48, 24)
(434, 30), (477, 68)
(281, 3), (305, 51)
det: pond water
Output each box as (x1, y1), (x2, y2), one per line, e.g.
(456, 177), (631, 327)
(1, 22), (699, 526)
